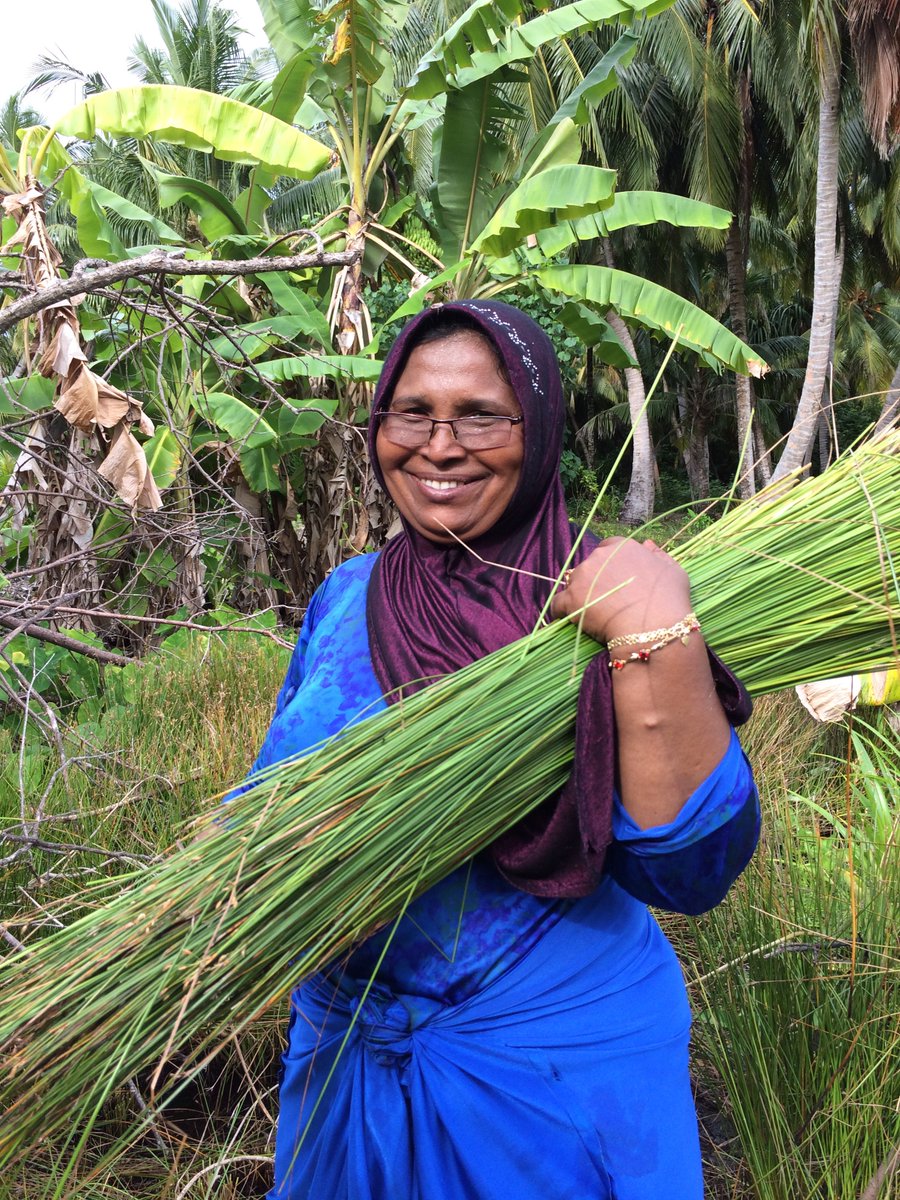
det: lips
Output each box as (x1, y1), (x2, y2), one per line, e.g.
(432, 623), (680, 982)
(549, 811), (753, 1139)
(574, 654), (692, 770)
(411, 474), (484, 500)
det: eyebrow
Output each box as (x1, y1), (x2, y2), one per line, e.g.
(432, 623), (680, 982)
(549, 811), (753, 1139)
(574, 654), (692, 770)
(389, 395), (519, 414)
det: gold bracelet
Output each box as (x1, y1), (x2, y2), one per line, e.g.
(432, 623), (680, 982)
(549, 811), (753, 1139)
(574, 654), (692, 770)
(607, 612), (699, 649)
(607, 613), (701, 671)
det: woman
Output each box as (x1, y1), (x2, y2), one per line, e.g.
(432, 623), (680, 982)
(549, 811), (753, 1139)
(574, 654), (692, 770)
(248, 300), (758, 1199)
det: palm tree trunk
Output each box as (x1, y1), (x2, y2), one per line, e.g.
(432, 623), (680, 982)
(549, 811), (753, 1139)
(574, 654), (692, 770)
(726, 70), (756, 499)
(606, 311), (655, 525)
(754, 415), (773, 486)
(725, 221), (755, 499)
(874, 359), (900, 433)
(602, 240), (655, 525)
(771, 36), (842, 482)
(675, 392), (710, 501)
(817, 227), (845, 471)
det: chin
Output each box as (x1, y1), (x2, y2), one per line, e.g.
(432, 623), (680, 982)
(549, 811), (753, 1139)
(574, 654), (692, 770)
(416, 521), (464, 544)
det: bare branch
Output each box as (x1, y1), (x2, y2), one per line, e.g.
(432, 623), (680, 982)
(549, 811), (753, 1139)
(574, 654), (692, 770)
(0, 246), (361, 333)
(0, 614), (132, 666)
(0, 924), (28, 952)
(0, 829), (154, 864)
(0, 597), (296, 648)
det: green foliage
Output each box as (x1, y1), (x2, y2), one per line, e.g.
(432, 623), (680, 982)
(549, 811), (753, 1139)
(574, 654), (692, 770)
(407, 0), (676, 100)
(470, 164), (618, 258)
(149, 167), (250, 238)
(537, 264), (767, 376)
(0, 632), (102, 723)
(431, 79), (525, 263)
(0, 618), (293, 862)
(54, 85), (331, 180)
(687, 712), (900, 1199)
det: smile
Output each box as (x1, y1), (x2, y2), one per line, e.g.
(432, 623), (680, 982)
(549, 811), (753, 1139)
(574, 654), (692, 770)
(410, 474), (484, 498)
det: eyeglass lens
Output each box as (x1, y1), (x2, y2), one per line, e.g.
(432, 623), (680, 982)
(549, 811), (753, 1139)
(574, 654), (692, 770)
(379, 413), (516, 450)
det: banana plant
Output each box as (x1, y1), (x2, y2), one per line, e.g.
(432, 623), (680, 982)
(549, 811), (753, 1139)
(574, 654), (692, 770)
(254, 0), (681, 355)
(397, 69), (766, 381)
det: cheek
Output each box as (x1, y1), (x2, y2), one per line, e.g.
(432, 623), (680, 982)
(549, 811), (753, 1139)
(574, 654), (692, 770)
(498, 442), (524, 496)
(374, 429), (402, 488)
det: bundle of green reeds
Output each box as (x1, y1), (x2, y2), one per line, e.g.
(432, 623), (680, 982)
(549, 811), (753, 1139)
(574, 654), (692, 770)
(1, 432), (898, 1174)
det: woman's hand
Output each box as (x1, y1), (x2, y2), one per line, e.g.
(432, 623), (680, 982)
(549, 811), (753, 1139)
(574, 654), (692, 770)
(550, 538), (693, 647)
(552, 538), (730, 828)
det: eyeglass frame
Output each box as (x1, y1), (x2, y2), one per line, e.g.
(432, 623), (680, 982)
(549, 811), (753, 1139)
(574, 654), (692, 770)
(375, 410), (524, 450)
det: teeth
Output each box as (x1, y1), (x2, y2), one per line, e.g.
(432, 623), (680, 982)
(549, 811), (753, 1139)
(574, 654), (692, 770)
(422, 479), (462, 490)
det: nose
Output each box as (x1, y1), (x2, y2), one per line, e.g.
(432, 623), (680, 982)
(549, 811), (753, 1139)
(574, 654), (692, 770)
(420, 420), (466, 462)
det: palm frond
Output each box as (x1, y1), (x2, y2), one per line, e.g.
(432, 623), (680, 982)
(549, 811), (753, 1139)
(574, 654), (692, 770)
(267, 168), (346, 230)
(23, 54), (111, 99)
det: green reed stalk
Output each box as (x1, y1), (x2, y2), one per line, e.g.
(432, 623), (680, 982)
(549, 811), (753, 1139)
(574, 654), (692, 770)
(0, 432), (898, 1180)
(687, 716), (900, 1199)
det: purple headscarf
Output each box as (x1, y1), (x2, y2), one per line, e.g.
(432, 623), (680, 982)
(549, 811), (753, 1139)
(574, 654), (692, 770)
(366, 300), (750, 898)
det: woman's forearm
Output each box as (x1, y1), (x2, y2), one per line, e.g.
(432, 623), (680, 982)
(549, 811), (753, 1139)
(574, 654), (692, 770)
(552, 535), (736, 827)
(610, 636), (731, 828)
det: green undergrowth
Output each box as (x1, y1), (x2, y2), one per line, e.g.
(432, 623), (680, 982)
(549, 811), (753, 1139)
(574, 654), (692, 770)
(0, 628), (292, 922)
(1, 631), (897, 1198)
(1, 628), (293, 1199)
(682, 701), (900, 1199)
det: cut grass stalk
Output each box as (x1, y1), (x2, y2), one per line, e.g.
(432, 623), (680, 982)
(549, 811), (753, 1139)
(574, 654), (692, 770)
(0, 432), (899, 1180)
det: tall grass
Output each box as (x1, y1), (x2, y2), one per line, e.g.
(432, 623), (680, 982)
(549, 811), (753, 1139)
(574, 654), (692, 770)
(0, 630), (291, 912)
(0, 630), (291, 1199)
(2, 432), (899, 1193)
(687, 712), (900, 1200)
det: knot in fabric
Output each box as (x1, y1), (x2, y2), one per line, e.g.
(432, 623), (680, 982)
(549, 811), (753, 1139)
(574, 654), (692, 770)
(350, 987), (414, 1067)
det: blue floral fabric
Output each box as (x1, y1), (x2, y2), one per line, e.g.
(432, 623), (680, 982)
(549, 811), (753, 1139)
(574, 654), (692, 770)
(251, 554), (759, 1199)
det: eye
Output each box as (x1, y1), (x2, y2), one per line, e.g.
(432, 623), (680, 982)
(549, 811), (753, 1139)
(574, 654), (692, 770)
(391, 403), (428, 415)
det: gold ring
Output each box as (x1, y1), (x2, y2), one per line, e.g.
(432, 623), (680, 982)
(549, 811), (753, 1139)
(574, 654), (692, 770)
(563, 569), (573, 589)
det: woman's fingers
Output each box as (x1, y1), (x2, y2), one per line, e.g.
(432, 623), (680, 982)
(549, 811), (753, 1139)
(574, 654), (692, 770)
(552, 539), (692, 643)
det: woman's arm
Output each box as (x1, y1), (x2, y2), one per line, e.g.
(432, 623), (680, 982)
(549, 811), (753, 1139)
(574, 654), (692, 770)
(552, 538), (732, 830)
(606, 730), (759, 913)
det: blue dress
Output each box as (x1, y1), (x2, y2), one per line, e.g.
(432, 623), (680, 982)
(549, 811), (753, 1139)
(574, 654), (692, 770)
(248, 554), (758, 1200)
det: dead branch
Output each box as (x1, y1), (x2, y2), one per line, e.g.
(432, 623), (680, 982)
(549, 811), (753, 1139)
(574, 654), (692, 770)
(859, 1138), (900, 1200)
(0, 829), (154, 864)
(0, 924), (28, 952)
(0, 246), (361, 334)
(0, 597), (296, 648)
(0, 614), (132, 666)
(0, 647), (70, 777)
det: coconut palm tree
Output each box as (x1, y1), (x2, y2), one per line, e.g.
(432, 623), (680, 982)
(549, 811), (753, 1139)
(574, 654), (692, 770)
(770, 0), (900, 481)
(128, 0), (264, 190)
(524, 4), (789, 513)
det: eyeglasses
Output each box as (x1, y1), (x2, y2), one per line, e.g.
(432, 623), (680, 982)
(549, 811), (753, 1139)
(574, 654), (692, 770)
(376, 411), (523, 450)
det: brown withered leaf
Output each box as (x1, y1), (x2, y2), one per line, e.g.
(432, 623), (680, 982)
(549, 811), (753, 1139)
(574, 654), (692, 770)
(57, 495), (94, 551)
(135, 408), (154, 437)
(97, 424), (161, 511)
(38, 320), (86, 379)
(1, 187), (44, 222)
(54, 362), (99, 430)
(137, 464), (162, 511)
(53, 364), (137, 433)
(94, 377), (134, 430)
(0, 222), (28, 254)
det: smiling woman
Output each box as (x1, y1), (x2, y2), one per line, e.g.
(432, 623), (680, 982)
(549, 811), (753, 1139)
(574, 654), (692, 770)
(374, 322), (524, 543)
(243, 299), (759, 1200)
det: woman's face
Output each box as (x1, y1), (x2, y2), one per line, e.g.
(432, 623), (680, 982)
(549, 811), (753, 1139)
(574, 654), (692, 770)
(375, 331), (524, 544)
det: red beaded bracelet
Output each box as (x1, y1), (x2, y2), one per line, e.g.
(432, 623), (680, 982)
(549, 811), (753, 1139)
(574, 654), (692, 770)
(608, 613), (701, 670)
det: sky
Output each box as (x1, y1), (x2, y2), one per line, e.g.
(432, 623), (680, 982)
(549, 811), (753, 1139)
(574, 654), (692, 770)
(1, 0), (268, 123)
